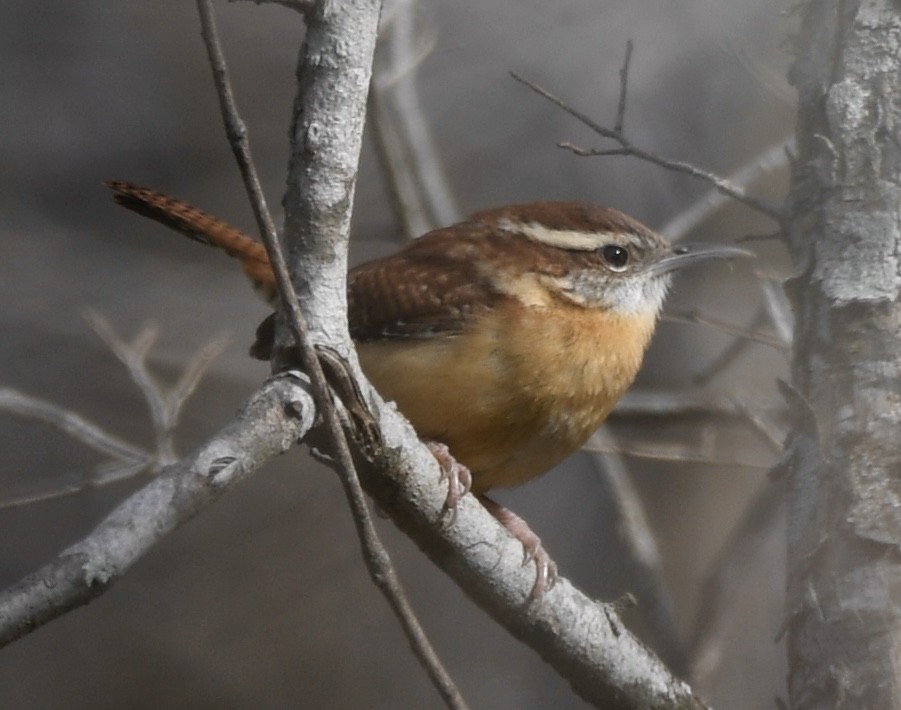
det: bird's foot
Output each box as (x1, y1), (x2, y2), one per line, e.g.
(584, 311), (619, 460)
(478, 495), (558, 599)
(426, 441), (472, 516)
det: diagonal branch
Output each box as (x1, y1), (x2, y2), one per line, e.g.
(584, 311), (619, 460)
(195, 2), (466, 708)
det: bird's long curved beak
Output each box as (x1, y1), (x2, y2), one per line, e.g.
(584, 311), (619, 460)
(649, 243), (753, 276)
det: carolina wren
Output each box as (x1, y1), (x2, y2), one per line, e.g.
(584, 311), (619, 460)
(106, 180), (748, 594)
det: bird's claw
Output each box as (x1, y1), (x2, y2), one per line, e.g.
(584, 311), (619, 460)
(479, 495), (558, 599)
(426, 441), (472, 519)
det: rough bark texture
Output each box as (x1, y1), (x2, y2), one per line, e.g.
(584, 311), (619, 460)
(282, 0), (382, 356)
(785, 1), (901, 707)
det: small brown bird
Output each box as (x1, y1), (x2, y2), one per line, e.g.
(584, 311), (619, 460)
(106, 180), (749, 594)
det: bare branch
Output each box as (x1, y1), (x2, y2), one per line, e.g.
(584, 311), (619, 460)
(613, 389), (743, 419)
(371, 0), (459, 237)
(510, 72), (784, 222)
(729, 396), (785, 454)
(83, 310), (178, 464)
(196, 0), (279, 246)
(165, 332), (232, 425)
(196, 3), (466, 707)
(0, 375), (317, 647)
(584, 434), (768, 470)
(689, 309), (772, 387)
(589, 433), (687, 678)
(0, 388), (149, 470)
(614, 40), (634, 134)
(658, 138), (793, 242)
(757, 274), (793, 345)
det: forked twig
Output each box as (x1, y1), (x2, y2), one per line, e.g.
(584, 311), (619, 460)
(85, 310), (231, 466)
(0, 317), (230, 510)
(510, 71), (785, 222)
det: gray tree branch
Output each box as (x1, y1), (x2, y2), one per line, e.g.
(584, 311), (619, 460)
(0, 375), (316, 647)
(785, 1), (901, 707)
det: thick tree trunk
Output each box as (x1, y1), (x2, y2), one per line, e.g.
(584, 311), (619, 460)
(785, 1), (901, 707)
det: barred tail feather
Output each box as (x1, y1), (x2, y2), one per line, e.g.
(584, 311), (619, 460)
(105, 180), (278, 306)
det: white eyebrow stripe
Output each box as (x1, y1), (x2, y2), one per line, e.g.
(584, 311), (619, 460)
(510, 221), (623, 251)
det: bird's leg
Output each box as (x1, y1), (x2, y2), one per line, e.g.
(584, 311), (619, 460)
(425, 441), (472, 514)
(478, 495), (558, 599)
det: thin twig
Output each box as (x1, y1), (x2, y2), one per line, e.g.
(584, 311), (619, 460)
(84, 311), (177, 463)
(690, 309), (771, 387)
(0, 388), (149, 472)
(84, 311), (230, 466)
(196, 0), (278, 245)
(584, 436), (768, 470)
(195, 3), (466, 707)
(662, 308), (789, 351)
(729, 397), (785, 453)
(0, 460), (150, 511)
(589, 432), (688, 677)
(688, 476), (786, 686)
(757, 274), (794, 345)
(510, 72), (785, 222)
(165, 333), (232, 425)
(614, 40), (634, 134)
(658, 138), (793, 242)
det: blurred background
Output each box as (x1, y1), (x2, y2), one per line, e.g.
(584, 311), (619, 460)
(0, 1), (794, 707)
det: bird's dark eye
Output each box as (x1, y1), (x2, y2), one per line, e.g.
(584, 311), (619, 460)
(601, 244), (630, 270)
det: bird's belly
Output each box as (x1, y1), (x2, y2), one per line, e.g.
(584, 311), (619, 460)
(356, 305), (654, 492)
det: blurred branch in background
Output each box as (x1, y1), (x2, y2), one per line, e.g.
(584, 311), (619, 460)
(689, 475), (786, 685)
(0, 372), (318, 648)
(84, 310), (230, 467)
(588, 433), (687, 677)
(370, 0), (459, 238)
(0, 314), (229, 510)
(658, 138), (793, 242)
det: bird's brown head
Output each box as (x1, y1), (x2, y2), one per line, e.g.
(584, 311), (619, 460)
(469, 201), (751, 318)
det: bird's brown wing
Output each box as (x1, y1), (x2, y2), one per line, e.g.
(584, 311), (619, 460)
(347, 232), (503, 341)
(250, 230), (504, 359)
